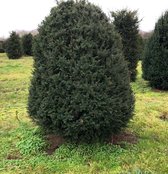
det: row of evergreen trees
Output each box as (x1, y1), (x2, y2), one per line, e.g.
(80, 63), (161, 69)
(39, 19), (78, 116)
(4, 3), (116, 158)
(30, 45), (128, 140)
(112, 10), (140, 81)
(111, 8), (168, 90)
(4, 10), (142, 80)
(5, 32), (33, 59)
(4, 0), (167, 142)
(142, 11), (168, 90)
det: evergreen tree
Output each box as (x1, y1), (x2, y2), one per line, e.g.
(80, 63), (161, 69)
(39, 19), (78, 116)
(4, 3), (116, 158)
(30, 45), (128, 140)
(6, 31), (23, 59)
(0, 40), (5, 53)
(22, 33), (33, 56)
(137, 34), (144, 60)
(112, 9), (140, 81)
(142, 11), (168, 90)
(28, 0), (134, 142)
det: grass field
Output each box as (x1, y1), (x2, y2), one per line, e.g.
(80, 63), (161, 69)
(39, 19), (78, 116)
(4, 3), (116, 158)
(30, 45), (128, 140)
(0, 53), (168, 174)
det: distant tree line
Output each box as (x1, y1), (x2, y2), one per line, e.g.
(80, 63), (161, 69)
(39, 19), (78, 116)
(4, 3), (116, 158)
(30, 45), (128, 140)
(3, 31), (34, 59)
(2, 9), (148, 79)
(1, 0), (166, 92)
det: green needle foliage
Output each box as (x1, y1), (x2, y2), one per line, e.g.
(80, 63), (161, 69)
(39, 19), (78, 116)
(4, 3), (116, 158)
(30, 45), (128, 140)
(6, 31), (23, 59)
(142, 11), (168, 90)
(137, 34), (144, 60)
(22, 33), (33, 56)
(112, 9), (140, 82)
(28, 0), (134, 142)
(0, 40), (5, 53)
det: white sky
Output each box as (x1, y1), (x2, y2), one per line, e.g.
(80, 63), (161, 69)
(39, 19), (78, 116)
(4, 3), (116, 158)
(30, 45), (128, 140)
(0, 0), (168, 38)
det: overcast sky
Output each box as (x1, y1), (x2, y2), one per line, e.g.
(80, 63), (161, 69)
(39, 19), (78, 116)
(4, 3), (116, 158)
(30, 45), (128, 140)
(0, 0), (168, 38)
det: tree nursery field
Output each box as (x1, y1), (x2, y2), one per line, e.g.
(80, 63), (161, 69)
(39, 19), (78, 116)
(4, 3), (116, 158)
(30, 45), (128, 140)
(0, 53), (168, 174)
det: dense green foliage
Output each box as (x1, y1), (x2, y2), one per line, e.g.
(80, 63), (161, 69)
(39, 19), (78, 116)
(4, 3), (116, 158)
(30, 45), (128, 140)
(22, 33), (33, 56)
(112, 9), (139, 81)
(28, 0), (134, 142)
(142, 11), (168, 90)
(137, 34), (144, 60)
(0, 40), (5, 53)
(5, 31), (23, 59)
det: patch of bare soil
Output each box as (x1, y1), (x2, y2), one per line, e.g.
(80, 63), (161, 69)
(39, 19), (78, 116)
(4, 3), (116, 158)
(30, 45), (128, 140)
(45, 134), (65, 155)
(152, 89), (162, 92)
(6, 151), (21, 160)
(109, 131), (138, 145)
(44, 131), (138, 155)
(159, 113), (168, 121)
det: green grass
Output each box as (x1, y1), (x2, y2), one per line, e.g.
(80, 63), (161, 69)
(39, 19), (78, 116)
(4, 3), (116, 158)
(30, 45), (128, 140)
(0, 53), (168, 174)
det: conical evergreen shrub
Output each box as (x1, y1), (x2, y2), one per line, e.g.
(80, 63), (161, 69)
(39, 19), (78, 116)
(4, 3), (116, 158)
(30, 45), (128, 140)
(22, 33), (33, 56)
(28, 0), (134, 142)
(0, 40), (5, 53)
(6, 31), (23, 59)
(142, 11), (168, 90)
(112, 9), (139, 82)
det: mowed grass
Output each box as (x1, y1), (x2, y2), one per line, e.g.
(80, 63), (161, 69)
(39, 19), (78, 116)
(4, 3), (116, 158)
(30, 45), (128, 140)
(0, 53), (168, 174)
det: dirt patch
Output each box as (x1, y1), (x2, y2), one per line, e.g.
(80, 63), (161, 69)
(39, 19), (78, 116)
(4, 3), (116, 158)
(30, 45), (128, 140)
(109, 131), (138, 145)
(6, 151), (21, 160)
(152, 88), (168, 93)
(159, 113), (168, 121)
(153, 89), (162, 93)
(45, 132), (138, 155)
(45, 134), (65, 155)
